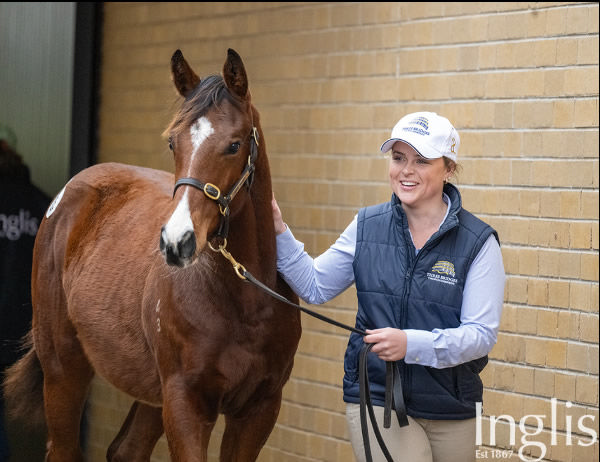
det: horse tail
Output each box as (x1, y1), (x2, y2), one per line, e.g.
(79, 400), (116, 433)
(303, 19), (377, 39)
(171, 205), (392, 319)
(2, 332), (46, 428)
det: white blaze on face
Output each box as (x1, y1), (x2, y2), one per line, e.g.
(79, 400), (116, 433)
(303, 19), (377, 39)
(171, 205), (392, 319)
(163, 189), (194, 245)
(188, 116), (214, 176)
(164, 116), (214, 247)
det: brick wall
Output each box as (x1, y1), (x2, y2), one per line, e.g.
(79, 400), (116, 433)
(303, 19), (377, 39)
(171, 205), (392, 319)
(88, 3), (599, 461)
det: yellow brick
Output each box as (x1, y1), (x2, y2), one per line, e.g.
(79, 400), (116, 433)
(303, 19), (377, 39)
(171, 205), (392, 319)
(499, 303), (517, 332)
(570, 222), (593, 249)
(494, 363), (514, 391)
(528, 279), (548, 307)
(514, 366), (535, 395)
(559, 310), (580, 340)
(574, 98), (599, 127)
(516, 306), (538, 334)
(544, 68), (565, 96)
(539, 190), (561, 218)
(520, 190), (540, 216)
(578, 35), (600, 65)
(576, 375), (599, 404)
(582, 190), (599, 219)
(567, 343), (590, 372)
(564, 67), (600, 96)
(501, 248), (518, 275)
(559, 252), (582, 278)
(538, 250), (560, 277)
(546, 7), (567, 35)
(566, 4), (591, 34)
(534, 369), (555, 397)
(581, 253), (599, 281)
(555, 372), (577, 402)
(557, 37), (579, 66)
(537, 309), (558, 337)
(525, 337), (547, 366)
(580, 313), (600, 343)
(534, 38), (557, 66)
(546, 339), (567, 368)
(548, 280), (570, 309)
(507, 277), (528, 304)
(553, 99), (575, 127)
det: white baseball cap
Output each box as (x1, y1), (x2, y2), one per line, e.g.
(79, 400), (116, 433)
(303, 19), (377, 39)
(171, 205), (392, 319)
(380, 112), (459, 162)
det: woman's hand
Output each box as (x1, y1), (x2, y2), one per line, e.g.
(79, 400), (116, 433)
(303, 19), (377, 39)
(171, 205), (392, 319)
(271, 193), (287, 235)
(364, 328), (407, 362)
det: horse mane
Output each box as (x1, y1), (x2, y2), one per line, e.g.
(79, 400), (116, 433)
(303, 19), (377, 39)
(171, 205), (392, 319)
(163, 75), (244, 138)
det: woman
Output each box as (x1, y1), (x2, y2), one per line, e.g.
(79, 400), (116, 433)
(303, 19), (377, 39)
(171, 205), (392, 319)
(272, 112), (505, 462)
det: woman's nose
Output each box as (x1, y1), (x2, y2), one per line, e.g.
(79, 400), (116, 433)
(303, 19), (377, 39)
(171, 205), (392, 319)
(401, 161), (414, 174)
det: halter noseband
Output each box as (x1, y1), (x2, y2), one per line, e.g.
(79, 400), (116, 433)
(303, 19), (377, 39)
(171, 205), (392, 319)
(172, 126), (259, 242)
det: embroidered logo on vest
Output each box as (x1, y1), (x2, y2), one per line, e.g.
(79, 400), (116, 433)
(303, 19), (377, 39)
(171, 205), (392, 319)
(427, 260), (458, 285)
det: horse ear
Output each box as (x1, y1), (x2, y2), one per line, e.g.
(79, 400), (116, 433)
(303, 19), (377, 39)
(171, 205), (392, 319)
(223, 48), (248, 100)
(171, 50), (201, 98)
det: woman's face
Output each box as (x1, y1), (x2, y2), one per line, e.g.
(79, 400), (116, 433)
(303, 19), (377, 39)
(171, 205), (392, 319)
(388, 141), (450, 209)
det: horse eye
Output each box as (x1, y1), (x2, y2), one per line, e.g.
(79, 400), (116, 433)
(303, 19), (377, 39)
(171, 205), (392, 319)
(227, 142), (240, 155)
(168, 138), (174, 151)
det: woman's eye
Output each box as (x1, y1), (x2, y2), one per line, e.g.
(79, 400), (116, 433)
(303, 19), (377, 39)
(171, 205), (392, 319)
(227, 142), (240, 155)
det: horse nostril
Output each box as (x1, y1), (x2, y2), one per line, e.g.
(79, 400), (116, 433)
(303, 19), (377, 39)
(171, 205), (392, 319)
(178, 230), (196, 259)
(159, 226), (167, 252)
(165, 244), (182, 267)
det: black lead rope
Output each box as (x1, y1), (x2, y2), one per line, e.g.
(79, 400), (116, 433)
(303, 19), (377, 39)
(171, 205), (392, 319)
(240, 269), (409, 462)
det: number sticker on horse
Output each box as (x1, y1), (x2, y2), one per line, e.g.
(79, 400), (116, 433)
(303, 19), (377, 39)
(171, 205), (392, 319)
(45, 182), (69, 218)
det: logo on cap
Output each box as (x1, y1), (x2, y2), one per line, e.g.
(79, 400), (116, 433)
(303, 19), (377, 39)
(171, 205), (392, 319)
(403, 116), (430, 137)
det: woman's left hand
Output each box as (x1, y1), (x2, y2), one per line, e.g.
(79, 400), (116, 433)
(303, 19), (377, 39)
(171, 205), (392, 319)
(364, 328), (407, 362)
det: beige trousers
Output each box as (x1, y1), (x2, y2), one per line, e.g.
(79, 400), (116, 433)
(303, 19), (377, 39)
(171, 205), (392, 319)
(346, 403), (477, 462)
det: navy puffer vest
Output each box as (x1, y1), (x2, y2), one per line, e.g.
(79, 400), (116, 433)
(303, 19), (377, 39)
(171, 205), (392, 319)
(343, 184), (497, 420)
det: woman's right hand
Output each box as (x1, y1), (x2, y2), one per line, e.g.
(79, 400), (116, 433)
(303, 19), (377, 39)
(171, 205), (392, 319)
(271, 194), (287, 235)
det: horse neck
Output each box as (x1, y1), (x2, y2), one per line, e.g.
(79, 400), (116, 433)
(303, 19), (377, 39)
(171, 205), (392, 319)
(226, 142), (277, 280)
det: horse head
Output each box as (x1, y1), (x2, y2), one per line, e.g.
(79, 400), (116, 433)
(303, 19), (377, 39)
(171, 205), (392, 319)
(160, 49), (258, 268)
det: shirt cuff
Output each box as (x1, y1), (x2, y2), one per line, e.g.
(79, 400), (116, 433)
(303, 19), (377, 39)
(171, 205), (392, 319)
(404, 329), (436, 366)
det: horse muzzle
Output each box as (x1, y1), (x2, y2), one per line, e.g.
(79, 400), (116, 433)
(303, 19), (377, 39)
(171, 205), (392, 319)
(160, 226), (197, 267)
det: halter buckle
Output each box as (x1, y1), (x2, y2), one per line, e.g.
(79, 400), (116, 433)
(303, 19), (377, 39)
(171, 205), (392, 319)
(203, 183), (221, 200)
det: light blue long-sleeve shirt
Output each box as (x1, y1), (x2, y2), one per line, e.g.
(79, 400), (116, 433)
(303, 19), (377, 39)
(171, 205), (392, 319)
(276, 196), (506, 369)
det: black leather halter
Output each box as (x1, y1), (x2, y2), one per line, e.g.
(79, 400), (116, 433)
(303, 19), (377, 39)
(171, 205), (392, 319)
(172, 126), (259, 242)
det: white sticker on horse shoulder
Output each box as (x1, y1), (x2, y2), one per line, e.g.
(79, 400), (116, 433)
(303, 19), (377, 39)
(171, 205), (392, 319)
(46, 184), (68, 218)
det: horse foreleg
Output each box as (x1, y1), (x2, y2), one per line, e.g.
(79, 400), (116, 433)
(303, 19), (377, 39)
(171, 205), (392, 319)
(161, 376), (217, 461)
(219, 392), (282, 462)
(106, 401), (164, 462)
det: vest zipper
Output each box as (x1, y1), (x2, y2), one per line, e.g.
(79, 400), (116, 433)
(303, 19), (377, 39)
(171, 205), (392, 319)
(399, 234), (442, 404)
(400, 252), (421, 404)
